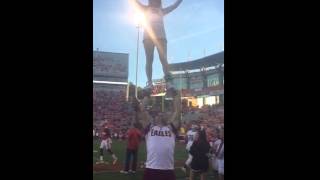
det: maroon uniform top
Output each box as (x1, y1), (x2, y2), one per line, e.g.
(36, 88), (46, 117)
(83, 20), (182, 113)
(101, 128), (111, 140)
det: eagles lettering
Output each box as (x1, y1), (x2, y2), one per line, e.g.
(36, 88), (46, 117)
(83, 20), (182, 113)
(150, 129), (171, 137)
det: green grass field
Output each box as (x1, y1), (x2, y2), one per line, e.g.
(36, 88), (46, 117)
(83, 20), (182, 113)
(93, 139), (215, 180)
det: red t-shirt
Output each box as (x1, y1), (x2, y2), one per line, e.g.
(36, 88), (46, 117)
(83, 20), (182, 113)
(127, 128), (142, 150)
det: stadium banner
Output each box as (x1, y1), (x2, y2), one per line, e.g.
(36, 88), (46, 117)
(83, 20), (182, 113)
(172, 77), (188, 90)
(207, 73), (220, 87)
(181, 86), (224, 97)
(152, 79), (166, 95)
(93, 51), (128, 80)
(189, 75), (204, 89)
(93, 83), (127, 92)
(207, 89), (224, 96)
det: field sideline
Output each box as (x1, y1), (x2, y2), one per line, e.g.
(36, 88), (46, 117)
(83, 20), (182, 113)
(93, 139), (215, 180)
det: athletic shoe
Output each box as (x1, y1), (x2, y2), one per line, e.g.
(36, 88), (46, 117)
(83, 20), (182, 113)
(98, 161), (109, 164)
(120, 170), (129, 174)
(96, 160), (104, 164)
(145, 82), (153, 89)
(129, 170), (136, 174)
(181, 167), (186, 174)
(113, 157), (118, 165)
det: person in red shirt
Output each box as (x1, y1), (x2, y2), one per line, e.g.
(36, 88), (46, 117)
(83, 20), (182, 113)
(120, 122), (142, 174)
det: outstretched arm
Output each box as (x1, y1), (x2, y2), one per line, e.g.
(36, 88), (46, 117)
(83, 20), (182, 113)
(135, 96), (152, 129)
(163, 0), (183, 15)
(130, 0), (147, 11)
(169, 91), (181, 129)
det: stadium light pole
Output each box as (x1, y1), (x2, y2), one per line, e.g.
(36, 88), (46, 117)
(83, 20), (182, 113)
(135, 24), (140, 99)
(180, 72), (183, 121)
(134, 11), (145, 99)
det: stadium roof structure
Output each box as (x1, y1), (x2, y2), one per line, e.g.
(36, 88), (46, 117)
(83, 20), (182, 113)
(169, 51), (224, 71)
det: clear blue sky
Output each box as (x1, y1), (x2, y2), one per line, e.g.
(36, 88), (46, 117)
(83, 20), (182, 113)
(93, 0), (224, 87)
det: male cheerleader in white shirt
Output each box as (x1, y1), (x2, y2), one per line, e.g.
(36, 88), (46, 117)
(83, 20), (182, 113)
(135, 90), (181, 180)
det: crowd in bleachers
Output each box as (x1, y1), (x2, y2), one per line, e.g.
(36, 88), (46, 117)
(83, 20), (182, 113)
(93, 90), (224, 142)
(151, 84), (166, 95)
(182, 100), (223, 124)
(93, 90), (135, 137)
(179, 101), (224, 142)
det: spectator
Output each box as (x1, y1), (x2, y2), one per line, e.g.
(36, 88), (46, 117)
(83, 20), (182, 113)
(120, 122), (142, 174)
(216, 128), (224, 180)
(210, 128), (222, 178)
(189, 128), (211, 180)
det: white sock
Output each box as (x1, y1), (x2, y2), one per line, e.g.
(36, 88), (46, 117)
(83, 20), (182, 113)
(112, 154), (117, 159)
(100, 156), (103, 161)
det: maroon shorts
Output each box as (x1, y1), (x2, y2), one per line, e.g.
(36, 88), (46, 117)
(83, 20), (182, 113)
(143, 168), (176, 180)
